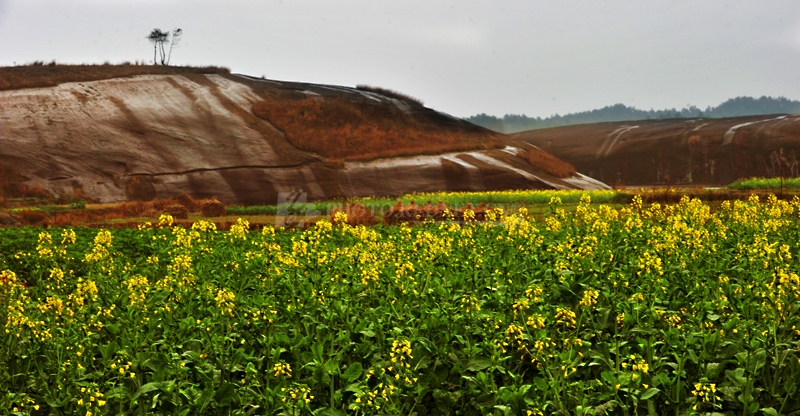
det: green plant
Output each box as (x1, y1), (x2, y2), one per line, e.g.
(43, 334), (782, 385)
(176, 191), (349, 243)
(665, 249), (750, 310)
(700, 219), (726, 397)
(1, 193), (800, 414)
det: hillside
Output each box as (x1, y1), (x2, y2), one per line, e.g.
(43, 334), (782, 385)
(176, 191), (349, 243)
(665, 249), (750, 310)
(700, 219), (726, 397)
(513, 115), (800, 187)
(469, 96), (800, 133)
(0, 65), (607, 204)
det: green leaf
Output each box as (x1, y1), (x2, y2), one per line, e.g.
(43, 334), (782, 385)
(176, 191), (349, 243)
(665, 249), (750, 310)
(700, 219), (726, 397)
(152, 290), (171, 303)
(343, 362), (363, 382)
(98, 341), (119, 361)
(465, 358), (492, 372)
(640, 388), (660, 400)
(132, 382), (163, 401)
(533, 377), (548, 391)
(312, 341), (324, 363)
(214, 382), (237, 407)
(718, 386), (740, 402)
(760, 408), (778, 416)
(705, 362), (725, 379)
(600, 371), (616, 385)
(197, 387), (215, 413)
(179, 317), (195, 332)
(726, 368), (747, 386)
(316, 409), (347, 416)
(323, 359), (338, 375)
(493, 405), (512, 416)
(749, 349), (767, 373)
(344, 383), (362, 394)
(142, 353), (167, 373)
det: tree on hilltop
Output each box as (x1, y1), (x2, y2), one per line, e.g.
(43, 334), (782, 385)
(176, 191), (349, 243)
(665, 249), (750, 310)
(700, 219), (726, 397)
(147, 28), (182, 65)
(166, 28), (182, 65)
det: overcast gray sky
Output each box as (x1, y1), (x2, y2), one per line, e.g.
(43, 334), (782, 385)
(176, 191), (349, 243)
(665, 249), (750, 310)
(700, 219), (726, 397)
(1, 0), (799, 118)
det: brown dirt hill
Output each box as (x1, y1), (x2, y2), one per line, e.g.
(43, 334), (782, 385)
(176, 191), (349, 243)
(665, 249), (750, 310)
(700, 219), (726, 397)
(0, 66), (608, 204)
(513, 115), (800, 187)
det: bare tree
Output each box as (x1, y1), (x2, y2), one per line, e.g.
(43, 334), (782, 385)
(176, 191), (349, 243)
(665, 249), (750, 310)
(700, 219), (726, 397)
(166, 28), (182, 65)
(147, 29), (169, 65)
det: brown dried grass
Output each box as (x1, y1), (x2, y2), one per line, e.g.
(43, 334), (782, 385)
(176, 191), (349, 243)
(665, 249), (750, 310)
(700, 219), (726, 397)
(164, 204), (189, 219)
(519, 147), (576, 178)
(252, 96), (504, 161)
(329, 203), (377, 226)
(355, 85), (424, 106)
(383, 200), (494, 225)
(17, 210), (49, 226)
(117, 200), (149, 217)
(201, 198), (226, 217)
(173, 194), (199, 212)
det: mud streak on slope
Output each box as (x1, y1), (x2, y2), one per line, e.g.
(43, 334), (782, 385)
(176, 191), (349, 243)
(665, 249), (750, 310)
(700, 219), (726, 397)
(181, 74), (314, 165)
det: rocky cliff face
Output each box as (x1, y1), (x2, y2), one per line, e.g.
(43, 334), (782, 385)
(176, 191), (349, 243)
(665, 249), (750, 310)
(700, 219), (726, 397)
(0, 72), (608, 203)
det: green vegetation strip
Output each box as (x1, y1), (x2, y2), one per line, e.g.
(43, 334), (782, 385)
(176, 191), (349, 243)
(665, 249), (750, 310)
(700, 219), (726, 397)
(386, 189), (619, 206)
(2, 195), (800, 414)
(226, 190), (621, 218)
(728, 177), (800, 191)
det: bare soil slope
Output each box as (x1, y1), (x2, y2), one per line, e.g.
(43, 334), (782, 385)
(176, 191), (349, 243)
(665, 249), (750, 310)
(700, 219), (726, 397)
(0, 67), (608, 204)
(514, 115), (800, 187)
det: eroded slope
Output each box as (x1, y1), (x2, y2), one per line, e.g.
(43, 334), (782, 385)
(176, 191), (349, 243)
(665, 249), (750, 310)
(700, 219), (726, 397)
(0, 71), (608, 204)
(514, 115), (800, 186)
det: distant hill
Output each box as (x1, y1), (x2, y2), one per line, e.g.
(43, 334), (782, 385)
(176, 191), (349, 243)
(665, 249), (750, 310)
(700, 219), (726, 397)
(467, 96), (800, 133)
(513, 114), (800, 187)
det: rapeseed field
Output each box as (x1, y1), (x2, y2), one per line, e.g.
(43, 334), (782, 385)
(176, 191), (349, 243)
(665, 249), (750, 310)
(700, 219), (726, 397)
(1, 194), (799, 415)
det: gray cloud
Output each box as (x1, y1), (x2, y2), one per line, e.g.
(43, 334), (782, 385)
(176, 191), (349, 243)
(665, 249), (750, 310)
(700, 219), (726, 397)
(1, 0), (798, 118)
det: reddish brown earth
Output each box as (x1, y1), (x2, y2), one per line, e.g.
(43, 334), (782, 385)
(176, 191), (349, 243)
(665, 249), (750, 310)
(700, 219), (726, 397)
(513, 115), (800, 187)
(0, 67), (608, 204)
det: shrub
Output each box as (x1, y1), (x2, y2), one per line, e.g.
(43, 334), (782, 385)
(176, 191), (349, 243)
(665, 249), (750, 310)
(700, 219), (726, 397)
(201, 199), (226, 217)
(329, 203), (376, 226)
(355, 85), (424, 106)
(164, 204), (188, 219)
(17, 210), (48, 225)
(173, 194), (199, 212)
